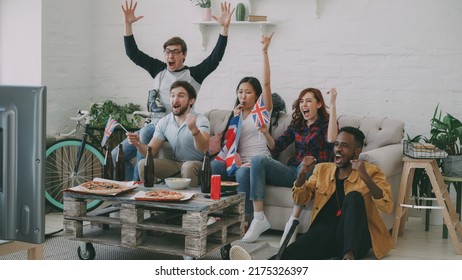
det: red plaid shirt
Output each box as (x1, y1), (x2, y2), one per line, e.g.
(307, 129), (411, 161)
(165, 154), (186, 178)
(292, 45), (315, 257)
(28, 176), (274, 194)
(271, 118), (334, 166)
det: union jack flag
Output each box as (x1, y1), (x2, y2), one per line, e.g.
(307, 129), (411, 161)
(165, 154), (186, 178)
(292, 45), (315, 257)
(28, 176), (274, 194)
(101, 116), (120, 147)
(215, 113), (241, 176)
(251, 95), (270, 128)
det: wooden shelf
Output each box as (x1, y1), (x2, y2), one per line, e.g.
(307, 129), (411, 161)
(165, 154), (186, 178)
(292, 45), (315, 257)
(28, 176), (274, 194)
(193, 21), (276, 50)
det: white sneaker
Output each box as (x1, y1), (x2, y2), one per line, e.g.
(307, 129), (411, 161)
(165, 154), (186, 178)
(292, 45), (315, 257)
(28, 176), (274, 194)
(241, 216), (271, 243)
(229, 245), (252, 260)
(279, 219), (299, 247)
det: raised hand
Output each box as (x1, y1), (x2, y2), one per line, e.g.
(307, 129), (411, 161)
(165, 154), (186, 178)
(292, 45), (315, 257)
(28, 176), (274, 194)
(326, 88), (337, 109)
(351, 159), (368, 179)
(212, 2), (235, 28)
(185, 113), (198, 132)
(300, 156), (317, 174)
(261, 32), (274, 52)
(122, 0), (144, 25)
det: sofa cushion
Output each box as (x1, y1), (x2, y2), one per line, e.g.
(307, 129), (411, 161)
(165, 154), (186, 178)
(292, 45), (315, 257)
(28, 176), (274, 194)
(337, 115), (404, 152)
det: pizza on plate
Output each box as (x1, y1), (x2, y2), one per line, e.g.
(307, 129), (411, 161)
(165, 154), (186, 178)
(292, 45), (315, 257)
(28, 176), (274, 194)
(145, 190), (184, 201)
(221, 181), (239, 187)
(79, 181), (131, 194)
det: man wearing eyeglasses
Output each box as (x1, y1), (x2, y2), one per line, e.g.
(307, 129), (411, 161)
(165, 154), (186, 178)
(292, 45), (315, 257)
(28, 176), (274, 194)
(114, 1), (234, 181)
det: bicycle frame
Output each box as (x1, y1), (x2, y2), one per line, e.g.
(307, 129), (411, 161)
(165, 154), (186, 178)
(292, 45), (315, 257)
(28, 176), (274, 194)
(74, 117), (91, 175)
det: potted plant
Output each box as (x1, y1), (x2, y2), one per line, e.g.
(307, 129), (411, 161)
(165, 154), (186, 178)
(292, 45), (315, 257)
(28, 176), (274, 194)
(428, 104), (462, 176)
(88, 100), (141, 148)
(190, 0), (211, 8)
(190, 0), (212, 21)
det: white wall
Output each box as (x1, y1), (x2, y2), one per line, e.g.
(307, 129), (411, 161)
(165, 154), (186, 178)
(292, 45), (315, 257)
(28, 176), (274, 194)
(0, 0), (41, 84)
(42, 0), (93, 134)
(5, 0), (462, 138)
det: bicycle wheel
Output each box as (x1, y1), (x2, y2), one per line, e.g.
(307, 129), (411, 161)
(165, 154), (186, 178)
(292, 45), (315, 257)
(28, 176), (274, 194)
(45, 139), (105, 211)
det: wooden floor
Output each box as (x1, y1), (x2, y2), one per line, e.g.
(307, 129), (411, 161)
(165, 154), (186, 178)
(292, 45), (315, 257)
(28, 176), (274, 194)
(46, 212), (462, 260)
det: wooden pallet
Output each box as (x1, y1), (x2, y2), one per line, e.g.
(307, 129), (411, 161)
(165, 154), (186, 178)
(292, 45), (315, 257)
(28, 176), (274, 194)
(63, 189), (245, 259)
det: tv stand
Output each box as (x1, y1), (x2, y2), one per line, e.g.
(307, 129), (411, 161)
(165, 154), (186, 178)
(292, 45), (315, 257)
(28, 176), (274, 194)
(0, 241), (44, 260)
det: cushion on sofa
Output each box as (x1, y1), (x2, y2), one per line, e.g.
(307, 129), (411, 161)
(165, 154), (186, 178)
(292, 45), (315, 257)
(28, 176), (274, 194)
(337, 115), (404, 152)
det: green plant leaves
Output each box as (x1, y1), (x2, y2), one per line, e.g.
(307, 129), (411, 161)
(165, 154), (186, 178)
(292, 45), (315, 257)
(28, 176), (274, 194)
(89, 100), (141, 129)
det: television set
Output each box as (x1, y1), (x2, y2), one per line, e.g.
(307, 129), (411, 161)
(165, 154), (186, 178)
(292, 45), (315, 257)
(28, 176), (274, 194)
(0, 85), (46, 244)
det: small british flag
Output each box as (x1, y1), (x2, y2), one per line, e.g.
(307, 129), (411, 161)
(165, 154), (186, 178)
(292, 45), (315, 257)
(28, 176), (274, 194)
(251, 95), (270, 128)
(101, 116), (120, 147)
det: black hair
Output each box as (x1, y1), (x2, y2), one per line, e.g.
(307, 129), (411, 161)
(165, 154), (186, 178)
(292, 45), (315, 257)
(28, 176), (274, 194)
(338, 126), (365, 148)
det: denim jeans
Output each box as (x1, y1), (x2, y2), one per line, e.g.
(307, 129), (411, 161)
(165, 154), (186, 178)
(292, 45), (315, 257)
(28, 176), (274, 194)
(250, 154), (298, 200)
(211, 159), (253, 217)
(112, 123), (155, 181)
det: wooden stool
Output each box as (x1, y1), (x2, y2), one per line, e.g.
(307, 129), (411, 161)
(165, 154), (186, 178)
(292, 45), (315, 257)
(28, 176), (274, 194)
(442, 176), (462, 238)
(392, 157), (462, 254)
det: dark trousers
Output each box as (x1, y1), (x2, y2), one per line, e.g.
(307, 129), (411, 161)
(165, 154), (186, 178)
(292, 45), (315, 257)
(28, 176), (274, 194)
(280, 191), (372, 260)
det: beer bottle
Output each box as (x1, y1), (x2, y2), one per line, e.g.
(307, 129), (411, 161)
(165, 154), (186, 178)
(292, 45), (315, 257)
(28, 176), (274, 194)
(200, 151), (212, 193)
(144, 147), (155, 188)
(103, 145), (114, 179)
(115, 144), (125, 181)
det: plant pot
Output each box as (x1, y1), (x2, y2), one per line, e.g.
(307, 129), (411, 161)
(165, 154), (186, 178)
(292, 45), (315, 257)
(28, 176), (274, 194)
(202, 7), (212, 21)
(442, 155), (462, 177)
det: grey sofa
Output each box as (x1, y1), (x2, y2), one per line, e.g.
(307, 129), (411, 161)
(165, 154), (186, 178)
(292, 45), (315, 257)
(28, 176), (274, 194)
(202, 109), (405, 233)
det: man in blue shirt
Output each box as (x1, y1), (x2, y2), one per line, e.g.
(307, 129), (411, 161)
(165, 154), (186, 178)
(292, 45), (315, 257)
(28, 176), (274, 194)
(127, 81), (210, 187)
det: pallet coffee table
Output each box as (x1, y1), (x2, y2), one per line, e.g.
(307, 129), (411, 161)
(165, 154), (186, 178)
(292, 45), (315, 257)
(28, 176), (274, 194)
(63, 186), (245, 259)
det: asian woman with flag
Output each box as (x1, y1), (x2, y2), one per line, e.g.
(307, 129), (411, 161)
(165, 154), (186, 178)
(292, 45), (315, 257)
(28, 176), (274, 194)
(211, 33), (274, 229)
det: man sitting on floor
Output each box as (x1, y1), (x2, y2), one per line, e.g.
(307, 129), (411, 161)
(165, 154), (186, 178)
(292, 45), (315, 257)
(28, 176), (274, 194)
(230, 126), (394, 260)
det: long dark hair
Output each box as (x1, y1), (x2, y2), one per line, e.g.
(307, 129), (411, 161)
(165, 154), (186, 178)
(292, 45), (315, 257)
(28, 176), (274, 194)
(291, 88), (329, 129)
(220, 77), (263, 147)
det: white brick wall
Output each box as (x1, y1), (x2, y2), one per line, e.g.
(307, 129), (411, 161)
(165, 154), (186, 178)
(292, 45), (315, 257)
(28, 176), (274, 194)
(2, 0), (462, 139)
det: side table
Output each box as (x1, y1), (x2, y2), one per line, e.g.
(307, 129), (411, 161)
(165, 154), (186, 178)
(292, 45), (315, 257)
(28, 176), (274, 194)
(392, 157), (462, 254)
(442, 176), (462, 239)
(0, 241), (44, 260)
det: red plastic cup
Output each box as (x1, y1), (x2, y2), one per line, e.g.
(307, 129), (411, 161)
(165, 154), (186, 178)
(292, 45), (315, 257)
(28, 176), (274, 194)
(211, 175), (221, 200)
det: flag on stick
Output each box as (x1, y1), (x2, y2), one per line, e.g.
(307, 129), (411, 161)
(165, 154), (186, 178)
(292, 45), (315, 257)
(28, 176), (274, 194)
(251, 95), (270, 128)
(101, 116), (120, 147)
(215, 113), (242, 176)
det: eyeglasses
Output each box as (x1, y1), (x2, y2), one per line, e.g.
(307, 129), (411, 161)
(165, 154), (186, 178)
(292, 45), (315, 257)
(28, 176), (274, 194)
(163, 49), (183, 56)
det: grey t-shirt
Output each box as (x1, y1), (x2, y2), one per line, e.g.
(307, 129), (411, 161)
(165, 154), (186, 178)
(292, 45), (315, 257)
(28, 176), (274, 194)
(153, 111), (210, 161)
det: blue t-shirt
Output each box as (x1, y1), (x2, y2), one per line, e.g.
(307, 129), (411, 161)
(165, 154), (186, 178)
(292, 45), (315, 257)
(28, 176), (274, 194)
(153, 111), (210, 161)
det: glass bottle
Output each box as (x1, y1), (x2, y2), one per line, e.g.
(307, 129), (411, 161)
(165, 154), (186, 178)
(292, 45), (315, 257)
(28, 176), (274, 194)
(103, 145), (113, 180)
(200, 151), (212, 193)
(115, 143), (125, 181)
(144, 147), (155, 188)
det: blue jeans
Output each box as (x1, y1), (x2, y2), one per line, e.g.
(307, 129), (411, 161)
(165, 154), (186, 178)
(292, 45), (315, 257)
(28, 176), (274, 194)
(211, 159), (253, 217)
(112, 124), (155, 181)
(250, 155), (298, 200)
(250, 154), (314, 202)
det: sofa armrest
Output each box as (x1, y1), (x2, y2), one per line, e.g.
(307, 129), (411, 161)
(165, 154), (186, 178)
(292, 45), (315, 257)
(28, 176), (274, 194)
(359, 143), (403, 177)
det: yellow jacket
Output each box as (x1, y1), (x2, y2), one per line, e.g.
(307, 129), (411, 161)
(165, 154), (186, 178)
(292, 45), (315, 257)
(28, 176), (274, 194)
(292, 162), (394, 259)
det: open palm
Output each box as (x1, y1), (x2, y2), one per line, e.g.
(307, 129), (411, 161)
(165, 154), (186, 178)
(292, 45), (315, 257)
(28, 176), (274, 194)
(212, 2), (234, 27)
(122, 0), (144, 25)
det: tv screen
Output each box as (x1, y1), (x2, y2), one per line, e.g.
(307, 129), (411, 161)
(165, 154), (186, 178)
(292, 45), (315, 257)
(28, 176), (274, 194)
(0, 85), (46, 244)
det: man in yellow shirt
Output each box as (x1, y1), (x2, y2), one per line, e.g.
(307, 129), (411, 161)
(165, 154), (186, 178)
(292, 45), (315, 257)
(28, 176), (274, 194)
(285, 126), (394, 260)
(229, 126), (394, 260)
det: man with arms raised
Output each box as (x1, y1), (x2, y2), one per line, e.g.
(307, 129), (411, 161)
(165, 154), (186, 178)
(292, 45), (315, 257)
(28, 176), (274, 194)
(114, 1), (234, 180)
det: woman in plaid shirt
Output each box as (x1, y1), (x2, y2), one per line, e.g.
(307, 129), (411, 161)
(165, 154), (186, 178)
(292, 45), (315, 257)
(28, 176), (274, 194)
(241, 88), (338, 243)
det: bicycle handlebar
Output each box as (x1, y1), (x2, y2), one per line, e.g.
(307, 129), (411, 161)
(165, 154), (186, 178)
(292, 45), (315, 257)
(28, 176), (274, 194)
(59, 110), (90, 137)
(133, 110), (151, 119)
(70, 110), (90, 121)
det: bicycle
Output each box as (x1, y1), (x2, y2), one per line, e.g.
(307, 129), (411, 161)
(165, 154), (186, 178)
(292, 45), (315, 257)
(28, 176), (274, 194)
(45, 110), (106, 212)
